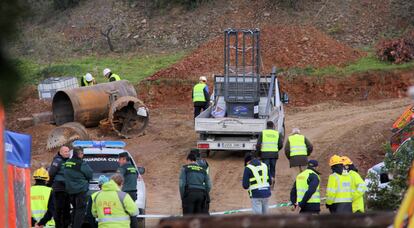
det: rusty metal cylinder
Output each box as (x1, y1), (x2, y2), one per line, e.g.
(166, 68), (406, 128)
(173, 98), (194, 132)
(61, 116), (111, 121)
(52, 80), (137, 127)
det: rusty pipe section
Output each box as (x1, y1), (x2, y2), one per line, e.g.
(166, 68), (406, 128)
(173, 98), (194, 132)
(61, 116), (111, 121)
(52, 80), (137, 127)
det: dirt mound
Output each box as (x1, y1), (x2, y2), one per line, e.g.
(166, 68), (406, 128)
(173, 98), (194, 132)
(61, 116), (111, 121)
(148, 25), (364, 81)
(6, 86), (52, 131)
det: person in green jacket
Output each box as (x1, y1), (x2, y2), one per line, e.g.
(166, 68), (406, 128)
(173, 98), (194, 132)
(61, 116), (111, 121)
(342, 156), (367, 213)
(64, 147), (93, 228)
(92, 174), (137, 228)
(117, 152), (138, 200)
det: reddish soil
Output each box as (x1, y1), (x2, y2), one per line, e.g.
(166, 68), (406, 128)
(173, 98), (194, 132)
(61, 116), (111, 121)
(148, 26), (364, 81)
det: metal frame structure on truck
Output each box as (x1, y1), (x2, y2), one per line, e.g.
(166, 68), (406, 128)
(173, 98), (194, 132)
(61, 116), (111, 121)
(194, 28), (288, 156)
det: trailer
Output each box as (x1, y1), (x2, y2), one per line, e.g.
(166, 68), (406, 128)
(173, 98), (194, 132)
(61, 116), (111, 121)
(194, 28), (288, 156)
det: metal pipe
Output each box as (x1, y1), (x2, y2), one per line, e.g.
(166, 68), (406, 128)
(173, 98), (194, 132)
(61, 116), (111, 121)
(52, 80), (137, 127)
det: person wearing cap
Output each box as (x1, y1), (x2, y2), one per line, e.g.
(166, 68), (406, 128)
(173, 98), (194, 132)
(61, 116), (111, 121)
(31, 167), (55, 228)
(103, 68), (121, 82)
(189, 148), (210, 213)
(179, 152), (211, 215)
(92, 174), (138, 228)
(326, 155), (353, 214)
(81, 73), (96, 87)
(117, 152), (138, 201)
(192, 76), (210, 119)
(256, 121), (283, 190)
(85, 175), (110, 228)
(284, 128), (313, 172)
(48, 146), (71, 228)
(64, 147), (93, 227)
(342, 156), (367, 213)
(242, 154), (272, 214)
(290, 160), (321, 214)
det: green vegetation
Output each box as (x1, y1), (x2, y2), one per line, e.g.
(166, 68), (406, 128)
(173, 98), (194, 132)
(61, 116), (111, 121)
(285, 54), (414, 77)
(15, 52), (185, 85)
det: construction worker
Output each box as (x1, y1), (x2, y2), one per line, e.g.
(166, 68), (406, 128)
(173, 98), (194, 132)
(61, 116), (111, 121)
(189, 148), (210, 213)
(85, 175), (110, 228)
(342, 156), (367, 213)
(284, 128), (313, 172)
(192, 76), (210, 119)
(81, 73), (96, 87)
(326, 155), (353, 213)
(31, 167), (55, 228)
(117, 152), (138, 228)
(290, 160), (321, 214)
(179, 152), (211, 215)
(48, 146), (71, 228)
(64, 147), (93, 228)
(394, 160), (414, 228)
(242, 154), (271, 214)
(256, 121), (283, 189)
(103, 68), (121, 82)
(92, 174), (137, 228)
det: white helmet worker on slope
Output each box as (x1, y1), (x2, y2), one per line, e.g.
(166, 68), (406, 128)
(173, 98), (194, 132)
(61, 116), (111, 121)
(103, 68), (111, 78)
(199, 76), (207, 82)
(85, 73), (94, 82)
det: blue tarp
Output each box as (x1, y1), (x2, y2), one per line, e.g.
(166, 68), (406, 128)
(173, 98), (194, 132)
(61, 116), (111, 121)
(4, 131), (31, 168)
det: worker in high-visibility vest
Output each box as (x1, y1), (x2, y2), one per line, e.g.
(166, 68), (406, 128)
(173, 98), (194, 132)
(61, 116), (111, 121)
(342, 156), (367, 213)
(242, 154), (272, 214)
(284, 128), (313, 173)
(81, 73), (96, 87)
(85, 175), (110, 228)
(192, 76), (210, 119)
(256, 121), (283, 189)
(394, 160), (414, 228)
(103, 68), (121, 82)
(92, 174), (137, 228)
(326, 155), (353, 213)
(290, 160), (321, 214)
(31, 167), (55, 228)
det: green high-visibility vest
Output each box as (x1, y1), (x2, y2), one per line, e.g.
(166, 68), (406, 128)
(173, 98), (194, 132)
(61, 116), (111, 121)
(109, 74), (121, 81)
(296, 169), (320, 203)
(261, 129), (279, 152)
(82, 76), (95, 86)
(31, 185), (55, 226)
(288, 134), (307, 156)
(193, 83), (207, 102)
(326, 172), (353, 205)
(246, 162), (270, 196)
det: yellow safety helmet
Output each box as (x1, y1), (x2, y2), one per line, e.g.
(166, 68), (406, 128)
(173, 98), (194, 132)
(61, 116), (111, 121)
(33, 167), (49, 181)
(329, 155), (343, 167)
(341, 156), (353, 165)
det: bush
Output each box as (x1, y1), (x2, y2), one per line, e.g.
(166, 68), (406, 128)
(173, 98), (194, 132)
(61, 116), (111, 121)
(376, 33), (414, 64)
(366, 140), (414, 210)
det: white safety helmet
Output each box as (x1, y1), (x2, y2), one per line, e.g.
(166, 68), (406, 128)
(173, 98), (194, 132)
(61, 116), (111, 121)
(103, 68), (111, 77)
(292, 128), (300, 134)
(199, 76), (207, 82)
(85, 73), (93, 82)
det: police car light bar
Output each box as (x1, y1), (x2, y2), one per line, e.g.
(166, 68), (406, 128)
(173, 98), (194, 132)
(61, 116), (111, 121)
(72, 140), (126, 148)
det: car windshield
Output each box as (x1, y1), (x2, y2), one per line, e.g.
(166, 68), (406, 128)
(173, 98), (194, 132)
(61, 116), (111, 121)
(83, 154), (120, 173)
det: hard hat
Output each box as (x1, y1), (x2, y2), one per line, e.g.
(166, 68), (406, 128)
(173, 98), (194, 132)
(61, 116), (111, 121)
(199, 76), (207, 82)
(292, 128), (300, 134)
(85, 73), (94, 82)
(329, 155), (343, 167)
(103, 68), (111, 77)
(33, 167), (49, 181)
(341, 156), (353, 165)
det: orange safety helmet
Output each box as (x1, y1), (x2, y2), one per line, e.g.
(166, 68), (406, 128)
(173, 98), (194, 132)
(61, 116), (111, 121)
(341, 156), (353, 165)
(329, 155), (343, 167)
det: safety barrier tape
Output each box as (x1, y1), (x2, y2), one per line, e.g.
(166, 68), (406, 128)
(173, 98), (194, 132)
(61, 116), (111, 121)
(136, 201), (293, 218)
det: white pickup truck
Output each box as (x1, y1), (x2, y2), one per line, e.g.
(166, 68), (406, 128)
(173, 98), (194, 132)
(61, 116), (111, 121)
(195, 72), (288, 156)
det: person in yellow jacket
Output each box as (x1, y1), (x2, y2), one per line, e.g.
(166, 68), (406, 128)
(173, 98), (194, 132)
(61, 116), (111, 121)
(342, 156), (367, 213)
(103, 68), (121, 82)
(91, 174), (137, 228)
(326, 155), (353, 213)
(192, 76), (210, 119)
(31, 167), (55, 228)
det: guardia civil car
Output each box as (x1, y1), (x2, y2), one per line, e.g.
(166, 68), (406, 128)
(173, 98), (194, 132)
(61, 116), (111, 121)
(71, 140), (146, 228)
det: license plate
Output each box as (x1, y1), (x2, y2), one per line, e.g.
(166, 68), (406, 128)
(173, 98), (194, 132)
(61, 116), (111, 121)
(223, 143), (242, 148)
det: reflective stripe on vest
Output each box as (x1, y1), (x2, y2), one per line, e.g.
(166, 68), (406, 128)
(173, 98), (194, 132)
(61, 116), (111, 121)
(296, 169), (320, 203)
(246, 163), (270, 193)
(110, 74), (121, 81)
(31, 185), (55, 226)
(98, 216), (130, 222)
(326, 173), (353, 203)
(82, 76), (94, 86)
(193, 83), (207, 102)
(288, 134), (307, 156)
(261, 129), (280, 152)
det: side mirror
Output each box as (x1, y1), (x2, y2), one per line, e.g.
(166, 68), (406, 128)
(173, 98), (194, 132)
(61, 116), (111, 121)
(281, 92), (289, 104)
(137, 167), (145, 175)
